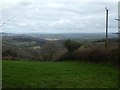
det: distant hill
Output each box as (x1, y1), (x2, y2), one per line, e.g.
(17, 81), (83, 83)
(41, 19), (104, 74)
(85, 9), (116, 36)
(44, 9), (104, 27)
(2, 32), (118, 40)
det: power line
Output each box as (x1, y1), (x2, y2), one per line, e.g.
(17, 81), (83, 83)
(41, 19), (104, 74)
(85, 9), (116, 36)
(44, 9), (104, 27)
(0, 16), (15, 28)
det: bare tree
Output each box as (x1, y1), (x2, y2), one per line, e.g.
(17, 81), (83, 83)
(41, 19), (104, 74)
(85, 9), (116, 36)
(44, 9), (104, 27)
(41, 41), (65, 61)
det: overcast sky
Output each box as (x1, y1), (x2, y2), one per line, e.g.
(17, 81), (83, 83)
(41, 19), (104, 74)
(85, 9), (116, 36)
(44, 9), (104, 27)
(0, 0), (119, 33)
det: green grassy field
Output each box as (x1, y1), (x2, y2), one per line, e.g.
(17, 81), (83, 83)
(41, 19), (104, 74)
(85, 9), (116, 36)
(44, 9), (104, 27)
(0, 60), (2, 89)
(2, 61), (118, 88)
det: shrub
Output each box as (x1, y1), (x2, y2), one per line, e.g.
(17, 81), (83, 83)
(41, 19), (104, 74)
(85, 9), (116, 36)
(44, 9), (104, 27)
(59, 46), (118, 64)
(64, 39), (81, 52)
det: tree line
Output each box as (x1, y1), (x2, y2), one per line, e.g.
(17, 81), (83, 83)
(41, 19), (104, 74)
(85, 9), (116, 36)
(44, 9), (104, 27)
(2, 39), (119, 64)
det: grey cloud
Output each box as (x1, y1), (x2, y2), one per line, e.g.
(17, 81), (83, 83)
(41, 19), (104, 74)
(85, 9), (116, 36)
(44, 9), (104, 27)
(2, 1), (118, 33)
(18, 2), (32, 7)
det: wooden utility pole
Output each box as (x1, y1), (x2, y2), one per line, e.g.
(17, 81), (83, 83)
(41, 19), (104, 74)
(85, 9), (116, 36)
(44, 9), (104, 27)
(115, 2), (120, 62)
(105, 7), (109, 49)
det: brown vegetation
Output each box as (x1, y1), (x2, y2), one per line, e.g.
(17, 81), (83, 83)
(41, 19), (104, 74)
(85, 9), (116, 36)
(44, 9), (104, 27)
(2, 38), (119, 64)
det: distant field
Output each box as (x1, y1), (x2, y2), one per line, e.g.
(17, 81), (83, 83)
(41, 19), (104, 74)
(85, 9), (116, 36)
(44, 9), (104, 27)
(2, 61), (118, 88)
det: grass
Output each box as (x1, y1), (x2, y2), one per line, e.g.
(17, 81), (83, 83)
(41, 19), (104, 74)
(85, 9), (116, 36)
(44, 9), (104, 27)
(0, 60), (2, 89)
(2, 60), (118, 88)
